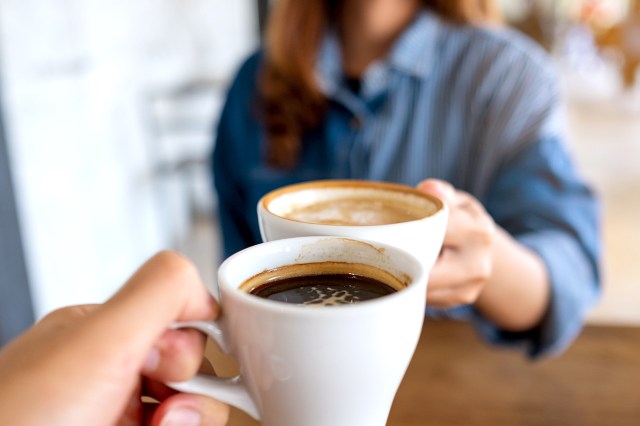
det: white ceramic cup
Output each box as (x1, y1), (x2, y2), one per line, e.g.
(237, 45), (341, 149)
(168, 236), (428, 426)
(257, 180), (448, 271)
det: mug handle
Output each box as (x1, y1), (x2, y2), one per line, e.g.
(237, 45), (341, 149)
(165, 321), (261, 421)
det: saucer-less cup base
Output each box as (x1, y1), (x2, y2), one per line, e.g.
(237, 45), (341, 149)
(258, 180), (448, 271)
(167, 236), (428, 426)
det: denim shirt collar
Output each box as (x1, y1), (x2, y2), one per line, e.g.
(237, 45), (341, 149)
(316, 10), (440, 101)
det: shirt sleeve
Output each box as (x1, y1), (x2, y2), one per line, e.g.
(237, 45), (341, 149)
(467, 38), (602, 357)
(477, 133), (602, 358)
(212, 53), (263, 260)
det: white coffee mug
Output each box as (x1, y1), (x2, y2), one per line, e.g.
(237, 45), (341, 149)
(257, 179), (448, 271)
(168, 236), (428, 426)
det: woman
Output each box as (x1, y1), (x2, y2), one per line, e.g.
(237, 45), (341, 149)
(212, 0), (600, 358)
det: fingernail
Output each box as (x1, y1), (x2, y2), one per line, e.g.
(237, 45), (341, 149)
(142, 347), (160, 374)
(160, 407), (202, 426)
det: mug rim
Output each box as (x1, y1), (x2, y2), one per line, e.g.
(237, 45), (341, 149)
(258, 179), (445, 228)
(216, 236), (427, 317)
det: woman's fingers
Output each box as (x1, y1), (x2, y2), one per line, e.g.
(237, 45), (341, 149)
(417, 178), (455, 204)
(417, 179), (496, 308)
(419, 180), (494, 248)
(427, 249), (489, 306)
(429, 245), (493, 288)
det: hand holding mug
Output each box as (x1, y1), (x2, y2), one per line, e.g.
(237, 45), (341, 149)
(417, 179), (496, 308)
(164, 180), (446, 425)
(418, 178), (550, 330)
(0, 252), (229, 426)
(168, 236), (428, 426)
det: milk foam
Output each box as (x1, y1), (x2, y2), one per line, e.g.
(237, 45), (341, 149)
(284, 198), (430, 225)
(268, 186), (438, 226)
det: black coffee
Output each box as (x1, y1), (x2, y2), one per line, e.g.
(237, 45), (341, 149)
(249, 273), (398, 306)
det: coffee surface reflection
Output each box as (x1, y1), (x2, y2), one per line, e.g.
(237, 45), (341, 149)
(241, 261), (407, 307)
(250, 273), (397, 306)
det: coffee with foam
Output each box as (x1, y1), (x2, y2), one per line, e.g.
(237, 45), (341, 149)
(264, 181), (438, 227)
(258, 180), (448, 273)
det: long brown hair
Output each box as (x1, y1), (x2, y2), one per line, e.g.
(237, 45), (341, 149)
(261, 0), (501, 168)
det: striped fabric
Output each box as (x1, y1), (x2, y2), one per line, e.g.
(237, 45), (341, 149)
(316, 11), (560, 198)
(212, 10), (600, 358)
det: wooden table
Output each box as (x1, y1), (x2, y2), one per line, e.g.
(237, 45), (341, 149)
(207, 319), (640, 426)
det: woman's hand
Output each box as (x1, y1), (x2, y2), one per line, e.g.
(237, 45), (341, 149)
(418, 179), (550, 331)
(418, 179), (496, 308)
(0, 251), (229, 426)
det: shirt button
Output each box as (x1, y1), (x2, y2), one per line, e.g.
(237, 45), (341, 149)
(350, 117), (362, 129)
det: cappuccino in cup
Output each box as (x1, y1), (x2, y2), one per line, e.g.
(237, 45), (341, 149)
(263, 180), (439, 226)
(258, 180), (448, 271)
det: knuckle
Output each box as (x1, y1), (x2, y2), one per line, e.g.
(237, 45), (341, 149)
(153, 250), (199, 281)
(41, 305), (94, 324)
(454, 267), (490, 306)
(472, 261), (492, 284)
(472, 217), (496, 246)
(39, 307), (73, 324)
(463, 255), (492, 281)
(456, 285), (483, 306)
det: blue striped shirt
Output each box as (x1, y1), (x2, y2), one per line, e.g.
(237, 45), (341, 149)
(212, 11), (601, 357)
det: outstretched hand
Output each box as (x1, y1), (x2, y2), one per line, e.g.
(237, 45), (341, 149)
(0, 251), (229, 426)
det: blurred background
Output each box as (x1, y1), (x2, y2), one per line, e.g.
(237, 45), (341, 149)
(0, 0), (638, 344)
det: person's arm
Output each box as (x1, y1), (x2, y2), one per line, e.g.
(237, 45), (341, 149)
(481, 134), (601, 357)
(213, 53), (262, 259)
(473, 34), (600, 357)
(475, 225), (549, 330)
(0, 251), (229, 426)
(419, 30), (600, 357)
(419, 134), (601, 358)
